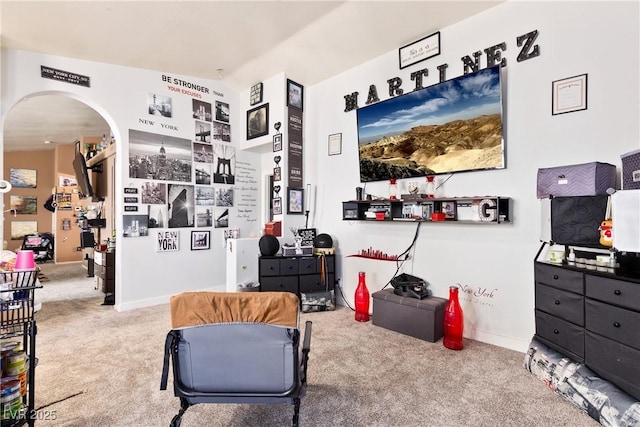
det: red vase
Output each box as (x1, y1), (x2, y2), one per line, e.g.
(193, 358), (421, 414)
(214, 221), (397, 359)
(443, 286), (464, 350)
(354, 272), (370, 322)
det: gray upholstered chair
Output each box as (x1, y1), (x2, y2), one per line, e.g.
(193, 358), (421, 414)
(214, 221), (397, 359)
(160, 291), (312, 427)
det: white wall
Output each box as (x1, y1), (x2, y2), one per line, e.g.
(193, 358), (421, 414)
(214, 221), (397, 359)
(306, 1), (639, 350)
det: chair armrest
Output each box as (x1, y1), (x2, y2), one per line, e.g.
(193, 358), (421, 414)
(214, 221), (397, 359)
(302, 321), (312, 353)
(300, 321), (312, 385)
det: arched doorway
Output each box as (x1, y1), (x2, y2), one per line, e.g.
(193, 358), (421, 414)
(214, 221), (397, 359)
(3, 92), (118, 299)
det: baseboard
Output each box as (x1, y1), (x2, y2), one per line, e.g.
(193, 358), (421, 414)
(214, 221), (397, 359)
(115, 285), (224, 312)
(463, 326), (530, 353)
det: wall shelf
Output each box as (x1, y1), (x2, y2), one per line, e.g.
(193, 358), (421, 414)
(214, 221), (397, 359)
(342, 196), (510, 224)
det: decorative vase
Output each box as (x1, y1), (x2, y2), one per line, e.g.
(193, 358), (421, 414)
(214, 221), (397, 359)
(354, 271), (370, 322)
(389, 179), (398, 200)
(426, 176), (435, 198)
(443, 285), (464, 350)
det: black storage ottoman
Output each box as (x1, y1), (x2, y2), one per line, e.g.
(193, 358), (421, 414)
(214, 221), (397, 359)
(372, 289), (447, 342)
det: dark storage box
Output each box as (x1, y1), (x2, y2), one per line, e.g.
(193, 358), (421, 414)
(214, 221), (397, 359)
(372, 289), (446, 342)
(550, 195), (608, 247)
(621, 149), (640, 190)
(537, 162), (616, 199)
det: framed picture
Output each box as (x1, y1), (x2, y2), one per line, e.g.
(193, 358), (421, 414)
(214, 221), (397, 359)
(273, 166), (281, 182)
(250, 82), (263, 106)
(11, 221), (37, 240)
(10, 195), (37, 214)
(10, 168), (37, 188)
(273, 133), (282, 152)
(286, 79), (304, 110)
(328, 133), (342, 156)
(191, 230), (211, 250)
(273, 197), (282, 215)
(552, 73), (588, 115)
(287, 187), (304, 214)
(399, 31), (441, 69)
(442, 201), (457, 220)
(246, 103), (269, 140)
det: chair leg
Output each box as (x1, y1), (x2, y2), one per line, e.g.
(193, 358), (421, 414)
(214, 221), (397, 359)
(170, 398), (190, 427)
(292, 397), (301, 427)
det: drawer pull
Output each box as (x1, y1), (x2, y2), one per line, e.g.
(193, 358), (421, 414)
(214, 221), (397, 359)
(614, 289), (621, 296)
(553, 329), (559, 334)
(553, 274), (559, 280)
(268, 266), (274, 270)
(613, 321), (621, 328)
(554, 300), (560, 305)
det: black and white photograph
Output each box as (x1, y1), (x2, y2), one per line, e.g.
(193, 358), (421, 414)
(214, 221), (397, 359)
(141, 182), (167, 204)
(191, 230), (211, 250)
(214, 208), (229, 228)
(194, 163), (212, 185)
(195, 186), (215, 205)
(147, 204), (167, 228)
(213, 143), (236, 184)
(273, 133), (282, 152)
(123, 214), (149, 237)
(194, 120), (211, 143)
(167, 184), (195, 228)
(287, 79), (303, 110)
(193, 142), (213, 163)
(215, 187), (234, 207)
(192, 99), (212, 121)
(148, 93), (172, 117)
(195, 206), (213, 227)
(215, 101), (230, 123)
(246, 103), (269, 139)
(273, 197), (282, 215)
(212, 121), (231, 142)
(129, 130), (192, 182)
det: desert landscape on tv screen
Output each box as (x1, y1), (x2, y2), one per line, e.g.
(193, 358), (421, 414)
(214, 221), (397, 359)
(357, 66), (504, 182)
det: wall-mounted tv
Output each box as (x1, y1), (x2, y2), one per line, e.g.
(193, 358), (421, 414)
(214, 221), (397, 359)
(356, 65), (504, 182)
(72, 141), (94, 198)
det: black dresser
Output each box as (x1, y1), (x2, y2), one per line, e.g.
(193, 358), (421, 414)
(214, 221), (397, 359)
(259, 254), (335, 298)
(534, 261), (640, 401)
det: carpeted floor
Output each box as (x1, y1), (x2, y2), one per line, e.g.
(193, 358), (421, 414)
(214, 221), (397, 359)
(22, 263), (599, 427)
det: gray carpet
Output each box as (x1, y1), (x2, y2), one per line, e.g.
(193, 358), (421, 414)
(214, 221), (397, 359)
(25, 263), (598, 426)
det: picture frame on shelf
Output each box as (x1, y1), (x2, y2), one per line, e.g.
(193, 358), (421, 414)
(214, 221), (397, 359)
(286, 79), (304, 110)
(246, 103), (269, 140)
(287, 187), (304, 214)
(191, 230), (211, 250)
(442, 201), (457, 220)
(552, 73), (588, 115)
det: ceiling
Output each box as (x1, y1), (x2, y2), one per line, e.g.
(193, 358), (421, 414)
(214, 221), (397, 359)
(1, 0), (503, 152)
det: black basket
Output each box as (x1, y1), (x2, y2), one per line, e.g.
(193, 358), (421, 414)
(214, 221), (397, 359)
(1, 270), (41, 328)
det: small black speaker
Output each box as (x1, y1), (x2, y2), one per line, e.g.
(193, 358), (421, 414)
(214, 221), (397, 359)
(259, 235), (280, 256)
(80, 231), (95, 248)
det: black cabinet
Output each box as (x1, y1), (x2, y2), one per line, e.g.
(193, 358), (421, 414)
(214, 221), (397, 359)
(94, 249), (115, 305)
(259, 255), (335, 298)
(534, 259), (640, 401)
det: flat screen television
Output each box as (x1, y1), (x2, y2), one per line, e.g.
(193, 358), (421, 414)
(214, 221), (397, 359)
(356, 65), (504, 182)
(72, 142), (94, 198)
